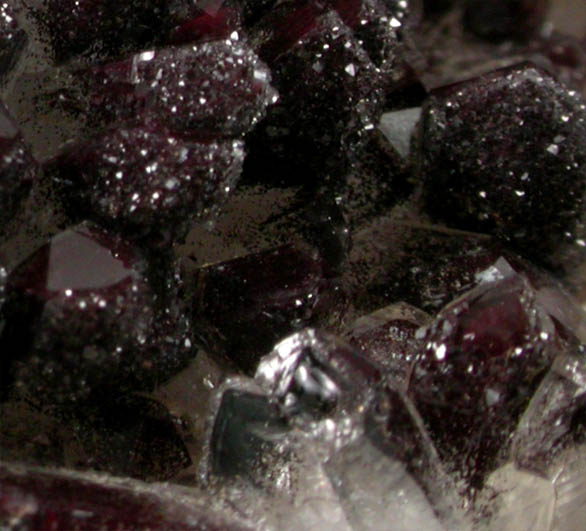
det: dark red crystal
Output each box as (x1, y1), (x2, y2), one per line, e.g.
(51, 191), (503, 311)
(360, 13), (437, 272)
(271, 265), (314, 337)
(193, 245), (344, 373)
(0, 223), (192, 404)
(419, 63), (586, 268)
(0, 462), (253, 530)
(409, 272), (558, 488)
(80, 41), (277, 137)
(49, 122), (244, 244)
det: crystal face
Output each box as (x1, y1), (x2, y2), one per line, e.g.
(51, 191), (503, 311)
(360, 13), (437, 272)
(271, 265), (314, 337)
(0, 223), (191, 403)
(1, 1), (586, 529)
(192, 245), (343, 373)
(49, 123), (245, 244)
(409, 271), (558, 489)
(79, 41), (277, 137)
(419, 63), (586, 269)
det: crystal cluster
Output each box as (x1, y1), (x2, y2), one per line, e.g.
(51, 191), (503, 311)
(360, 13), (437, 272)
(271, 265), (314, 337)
(1, 1), (586, 530)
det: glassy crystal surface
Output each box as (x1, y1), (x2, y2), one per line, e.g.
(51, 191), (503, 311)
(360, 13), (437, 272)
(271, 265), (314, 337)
(193, 245), (343, 373)
(256, 328), (381, 424)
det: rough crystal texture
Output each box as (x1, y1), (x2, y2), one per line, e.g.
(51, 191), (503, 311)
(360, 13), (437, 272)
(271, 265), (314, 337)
(80, 41), (277, 137)
(49, 123), (244, 244)
(0, 462), (254, 530)
(344, 302), (430, 389)
(0, 2), (27, 81)
(332, 0), (406, 74)
(410, 271), (558, 489)
(192, 245), (343, 373)
(43, 0), (168, 62)
(245, 8), (384, 186)
(0, 222), (193, 404)
(0, 100), (36, 227)
(419, 63), (586, 267)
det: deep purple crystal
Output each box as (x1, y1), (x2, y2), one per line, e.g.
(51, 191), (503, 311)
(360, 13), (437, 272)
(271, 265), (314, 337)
(80, 41), (277, 137)
(192, 245), (344, 373)
(409, 271), (558, 489)
(0, 222), (192, 403)
(419, 62), (586, 268)
(49, 122), (244, 244)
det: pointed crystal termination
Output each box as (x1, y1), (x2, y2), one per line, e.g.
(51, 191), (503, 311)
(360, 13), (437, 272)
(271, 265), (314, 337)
(0, 462), (255, 530)
(79, 41), (277, 137)
(0, 100), (36, 228)
(409, 271), (558, 491)
(0, 222), (192, 404)
(418, 63), (586, 271)
(255, 328), (381, 425)
(48, 122), (244, 245)
(244, 7), (384, 187)
(192, 245), (345, 374)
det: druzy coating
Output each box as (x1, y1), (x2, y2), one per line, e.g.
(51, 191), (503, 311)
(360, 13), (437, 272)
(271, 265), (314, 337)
(419, 63), (586, 267)
(0, 223), (191, 404)
(81, 41), (277, 137)
(50, 123), (244, 243)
